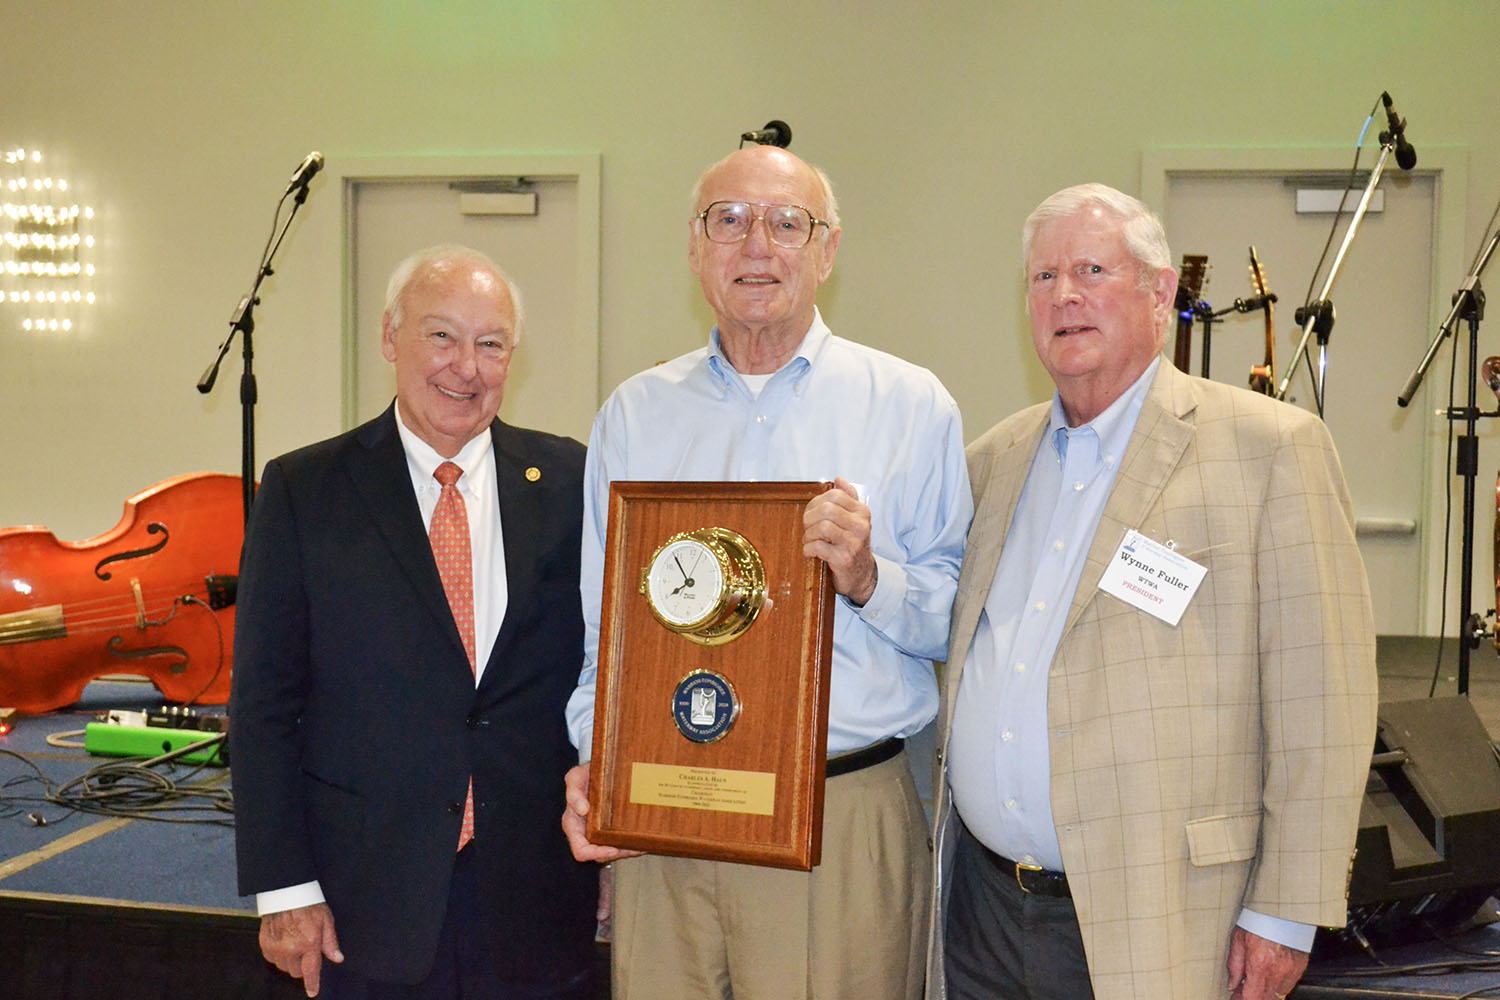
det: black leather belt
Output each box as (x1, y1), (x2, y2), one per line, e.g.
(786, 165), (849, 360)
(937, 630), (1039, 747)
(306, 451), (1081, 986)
(978, 842), (1071, 898)
(826, 737), (903, 777)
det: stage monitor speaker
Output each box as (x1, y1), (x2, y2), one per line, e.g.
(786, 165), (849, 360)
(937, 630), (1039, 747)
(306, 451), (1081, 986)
(1324, 696), (1500, 950)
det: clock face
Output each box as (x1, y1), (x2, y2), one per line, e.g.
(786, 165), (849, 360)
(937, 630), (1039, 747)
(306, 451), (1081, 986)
(645, 537), (726, 628)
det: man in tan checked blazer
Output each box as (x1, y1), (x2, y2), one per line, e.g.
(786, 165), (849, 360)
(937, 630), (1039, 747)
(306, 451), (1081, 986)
(926, 184), (1378, 1000)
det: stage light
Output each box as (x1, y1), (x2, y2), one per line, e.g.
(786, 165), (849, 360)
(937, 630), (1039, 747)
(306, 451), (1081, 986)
(1, 148), (94, 334)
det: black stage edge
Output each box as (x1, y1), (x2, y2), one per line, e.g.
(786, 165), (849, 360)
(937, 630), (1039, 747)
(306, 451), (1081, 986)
(0, 891), (303, 1000)
(0, 891), (613, 999)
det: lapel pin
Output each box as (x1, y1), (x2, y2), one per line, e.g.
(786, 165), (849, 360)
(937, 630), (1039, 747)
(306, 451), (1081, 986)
(525, 466), (541, 482)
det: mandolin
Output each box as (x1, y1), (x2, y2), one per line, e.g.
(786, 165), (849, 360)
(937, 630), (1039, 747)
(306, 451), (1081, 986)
(1246, 247), (1277, 395)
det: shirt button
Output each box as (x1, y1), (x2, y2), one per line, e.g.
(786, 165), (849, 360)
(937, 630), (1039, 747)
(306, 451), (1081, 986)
(1014, 662), (1026, 673)
(1053, 539), (1065, 551)
(1001, 730), (1013, 742)
(1005, 798), (1017, 810)
(1073, 480), (1086, 491)
(1033, 601), (1045, 612)
(756, 415), (766, 423)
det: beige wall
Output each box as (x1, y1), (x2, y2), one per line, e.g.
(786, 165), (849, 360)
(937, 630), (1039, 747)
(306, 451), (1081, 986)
(5, 1), (1499, 630)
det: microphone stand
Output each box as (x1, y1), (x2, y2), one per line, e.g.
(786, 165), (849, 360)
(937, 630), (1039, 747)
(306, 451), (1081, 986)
(1276, 141), (1399, 417)
(1395, 223), (1500, 696)
(197, 179), (316, 524)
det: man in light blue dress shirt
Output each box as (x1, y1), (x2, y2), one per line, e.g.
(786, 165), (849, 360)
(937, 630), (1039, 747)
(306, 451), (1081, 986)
(560, 144), (971, 1000)
(927, 185), (1376, 1000)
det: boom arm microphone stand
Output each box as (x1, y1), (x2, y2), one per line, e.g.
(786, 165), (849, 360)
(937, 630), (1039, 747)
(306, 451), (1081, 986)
(1396, 211), (1500, 696)
(1274, 143), (1396, 417)
(196, 155), (322, 524)
(1278, 92), (1416, 417)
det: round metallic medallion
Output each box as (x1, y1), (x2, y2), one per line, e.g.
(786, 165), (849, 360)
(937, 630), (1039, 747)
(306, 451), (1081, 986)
(671, 669), (741, 743)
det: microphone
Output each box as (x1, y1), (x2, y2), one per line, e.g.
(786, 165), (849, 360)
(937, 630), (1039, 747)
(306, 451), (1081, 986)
(1379, 92), (1417, 170)
(740, 120), (792, 148)
(1233, 293), (1278, 313)
(285, 151), (324, 193)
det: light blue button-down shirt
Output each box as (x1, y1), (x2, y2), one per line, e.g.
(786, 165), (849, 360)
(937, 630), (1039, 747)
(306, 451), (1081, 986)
(946, 356), (1312, 951)
(566, 311), (971, 757)
(948, 358), (1156, 871)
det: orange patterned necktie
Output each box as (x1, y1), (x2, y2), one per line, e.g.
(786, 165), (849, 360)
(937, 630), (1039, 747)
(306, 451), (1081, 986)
(430, 461), (476, 850)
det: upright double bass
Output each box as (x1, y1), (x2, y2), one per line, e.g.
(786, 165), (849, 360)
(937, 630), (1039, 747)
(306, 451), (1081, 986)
(0, 472), (242, 713)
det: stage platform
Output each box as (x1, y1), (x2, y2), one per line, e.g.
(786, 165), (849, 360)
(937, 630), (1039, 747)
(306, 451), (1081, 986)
(2, 637), (1499, 998)
(0, 679), (296, 999)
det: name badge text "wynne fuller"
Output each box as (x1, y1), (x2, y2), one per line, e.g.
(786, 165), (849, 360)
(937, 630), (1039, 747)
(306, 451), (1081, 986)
(1098, 529), (1206, 626)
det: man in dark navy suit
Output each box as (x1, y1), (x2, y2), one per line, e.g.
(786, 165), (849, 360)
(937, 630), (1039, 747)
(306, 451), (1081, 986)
(231, 245), (596, 999)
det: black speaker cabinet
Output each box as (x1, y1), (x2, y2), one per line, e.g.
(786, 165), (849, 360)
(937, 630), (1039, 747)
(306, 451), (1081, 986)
(1329, 697), (1500, 949)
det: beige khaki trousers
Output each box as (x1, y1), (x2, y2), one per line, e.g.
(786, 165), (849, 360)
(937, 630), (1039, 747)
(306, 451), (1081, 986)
(612, 749), (929, 1000)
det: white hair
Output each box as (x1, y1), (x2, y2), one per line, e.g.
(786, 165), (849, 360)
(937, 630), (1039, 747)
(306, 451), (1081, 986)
(383, 244), (525, 343)
(1022, 183), (1172, 284)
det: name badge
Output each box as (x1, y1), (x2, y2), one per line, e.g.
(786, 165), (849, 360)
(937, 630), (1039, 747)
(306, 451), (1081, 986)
(1098, 529), (1206, 626)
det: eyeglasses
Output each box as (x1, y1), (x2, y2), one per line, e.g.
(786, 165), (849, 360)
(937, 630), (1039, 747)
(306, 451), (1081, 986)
(694, 201), (830, 249)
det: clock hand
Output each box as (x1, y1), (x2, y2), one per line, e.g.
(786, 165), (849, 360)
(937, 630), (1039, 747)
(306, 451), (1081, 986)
(674, 555), (690, 582)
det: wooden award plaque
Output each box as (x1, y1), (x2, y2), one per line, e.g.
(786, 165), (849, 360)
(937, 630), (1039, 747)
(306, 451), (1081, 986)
(586, 481), (836, 870)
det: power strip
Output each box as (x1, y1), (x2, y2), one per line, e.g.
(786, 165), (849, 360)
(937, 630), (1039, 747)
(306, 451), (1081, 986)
(82, 722), (227, 766)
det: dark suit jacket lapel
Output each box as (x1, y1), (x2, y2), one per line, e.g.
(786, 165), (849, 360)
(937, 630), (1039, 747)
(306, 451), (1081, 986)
(481, 418), (544, 691)
(345, 405), (471, 667)
(1059, 362), (1197, 639)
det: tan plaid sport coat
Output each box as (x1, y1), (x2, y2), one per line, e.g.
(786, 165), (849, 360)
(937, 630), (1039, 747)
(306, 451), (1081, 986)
(926, 360), (1378, 998)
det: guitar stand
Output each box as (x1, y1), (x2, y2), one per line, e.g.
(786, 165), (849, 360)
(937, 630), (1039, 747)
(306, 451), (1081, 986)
(1194, 304), (1217, 380)
(1199, 297), (1279, 386)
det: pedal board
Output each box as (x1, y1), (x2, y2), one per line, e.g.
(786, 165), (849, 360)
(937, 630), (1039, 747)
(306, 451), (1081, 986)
(83, 722), (227, 766)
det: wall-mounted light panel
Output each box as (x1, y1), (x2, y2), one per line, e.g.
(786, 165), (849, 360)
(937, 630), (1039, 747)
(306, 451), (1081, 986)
(2, 148), (95, 333)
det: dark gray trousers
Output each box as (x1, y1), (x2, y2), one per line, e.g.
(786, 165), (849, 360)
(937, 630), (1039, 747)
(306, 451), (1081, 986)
(943, 822), (1095, 1000)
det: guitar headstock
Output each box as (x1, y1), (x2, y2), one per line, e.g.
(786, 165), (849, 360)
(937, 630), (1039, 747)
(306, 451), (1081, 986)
(1248, 246), (1271, 300)
(1247, 245), (1277, 395)
(1177, 253), (1210, 309)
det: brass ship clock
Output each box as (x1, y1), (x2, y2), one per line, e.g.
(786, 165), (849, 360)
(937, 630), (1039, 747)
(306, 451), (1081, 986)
(640, 527), (766, 645)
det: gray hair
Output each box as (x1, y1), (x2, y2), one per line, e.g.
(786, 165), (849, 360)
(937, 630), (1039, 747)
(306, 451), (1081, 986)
(383, 244), (525, 343)
(689, 151), (841, 237)
(1022, 183), (1172, 285)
